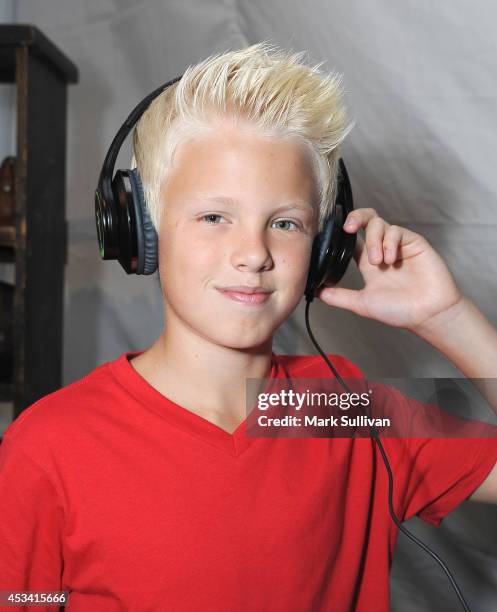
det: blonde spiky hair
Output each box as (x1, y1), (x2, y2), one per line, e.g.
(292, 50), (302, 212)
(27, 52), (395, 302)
(131, 41), (355, 233)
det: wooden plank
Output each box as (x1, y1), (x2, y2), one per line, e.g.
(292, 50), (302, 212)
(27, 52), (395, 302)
(13, 46), (68, 416)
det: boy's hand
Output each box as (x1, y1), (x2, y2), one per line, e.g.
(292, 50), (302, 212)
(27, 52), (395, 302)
(317, 208), (464, 334)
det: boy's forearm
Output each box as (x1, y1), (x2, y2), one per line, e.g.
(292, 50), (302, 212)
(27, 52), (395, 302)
(413, 297), (497, 414)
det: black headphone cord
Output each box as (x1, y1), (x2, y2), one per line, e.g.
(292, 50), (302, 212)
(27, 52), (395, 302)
(304, 297), (471, 612)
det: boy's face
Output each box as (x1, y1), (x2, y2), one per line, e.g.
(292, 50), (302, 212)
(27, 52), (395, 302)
(157, 119), (318, 350)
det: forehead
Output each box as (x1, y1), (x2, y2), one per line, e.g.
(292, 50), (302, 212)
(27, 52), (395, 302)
(166, 120), (318, 200)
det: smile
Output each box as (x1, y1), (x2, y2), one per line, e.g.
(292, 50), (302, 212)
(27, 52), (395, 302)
(217, 287), (273, 306)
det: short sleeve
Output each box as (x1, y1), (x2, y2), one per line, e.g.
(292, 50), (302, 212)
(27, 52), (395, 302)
(0, 434), (64, 605)
(298, 356), (497, 527)
(394, 435), (497, 527)
(369, 381), (497, 527)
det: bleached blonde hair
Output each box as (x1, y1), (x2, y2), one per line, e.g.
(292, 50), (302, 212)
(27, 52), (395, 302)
(131, 41), (355, 233)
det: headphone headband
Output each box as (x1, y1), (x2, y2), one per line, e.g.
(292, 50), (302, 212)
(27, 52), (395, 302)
(98, 75), (183, 204)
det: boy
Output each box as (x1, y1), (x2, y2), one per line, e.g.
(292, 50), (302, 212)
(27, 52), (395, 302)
(1, 42), (497, 611)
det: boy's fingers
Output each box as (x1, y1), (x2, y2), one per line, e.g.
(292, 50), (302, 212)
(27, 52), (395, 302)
(353, 234), (365, 264)
(344, 207), (379, 229)
(383, 224), (402, 263)
(364, 217), (388, 264)
(317, 286), (366, 317)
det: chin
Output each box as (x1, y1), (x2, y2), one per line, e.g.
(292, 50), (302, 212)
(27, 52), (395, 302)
(207, 326), (275, 351)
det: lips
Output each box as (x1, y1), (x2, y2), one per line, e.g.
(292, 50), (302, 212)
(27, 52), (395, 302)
(220, 285), (272, 295)
(217, 285), (273, 306)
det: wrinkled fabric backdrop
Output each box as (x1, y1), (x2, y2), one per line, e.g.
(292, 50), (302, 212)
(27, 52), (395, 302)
(0, 1), (496, 610)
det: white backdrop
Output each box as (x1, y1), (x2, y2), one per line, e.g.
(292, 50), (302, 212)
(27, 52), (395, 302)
(3, 1), (497, 610)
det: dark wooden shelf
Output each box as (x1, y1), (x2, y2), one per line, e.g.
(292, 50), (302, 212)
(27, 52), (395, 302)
(0, 25), (78, 419)
(0, 25), (78, 84)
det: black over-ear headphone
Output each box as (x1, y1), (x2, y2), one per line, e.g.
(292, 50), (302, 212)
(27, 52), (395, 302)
(94, 75), (356, 302)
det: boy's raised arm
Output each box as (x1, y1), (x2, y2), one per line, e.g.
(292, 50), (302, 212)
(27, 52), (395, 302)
(317, 206), (497, 504)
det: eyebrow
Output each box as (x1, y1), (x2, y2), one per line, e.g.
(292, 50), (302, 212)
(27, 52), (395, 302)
(202, 195), (314, 213)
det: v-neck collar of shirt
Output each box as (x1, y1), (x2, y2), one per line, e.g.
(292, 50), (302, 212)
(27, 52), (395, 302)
(107, 349), (284, 457)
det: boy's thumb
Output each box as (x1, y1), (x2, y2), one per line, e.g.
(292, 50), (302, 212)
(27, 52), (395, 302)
(317, 287), (365, 317)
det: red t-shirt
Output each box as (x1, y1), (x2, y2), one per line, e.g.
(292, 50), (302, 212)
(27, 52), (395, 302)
(0, 351), (496, 611)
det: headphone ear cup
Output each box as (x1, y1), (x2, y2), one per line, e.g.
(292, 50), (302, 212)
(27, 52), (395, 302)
(304, 159), (356, 301)
(109, 169), (158, 274)
(128, 169), (158, 275)
(110, 169), (135, 274)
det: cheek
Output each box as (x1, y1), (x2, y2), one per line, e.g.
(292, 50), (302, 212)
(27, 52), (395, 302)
(277, 242), (313, 284)
(159, 236), (222, 287)
(158, 239), (187, 291)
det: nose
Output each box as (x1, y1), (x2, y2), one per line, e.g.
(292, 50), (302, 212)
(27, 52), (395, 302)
(229, 226), (274, 273)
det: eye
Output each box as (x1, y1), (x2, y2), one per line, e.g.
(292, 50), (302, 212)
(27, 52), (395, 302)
(201, 214), (226, 224)
(272, 219), (301, 231)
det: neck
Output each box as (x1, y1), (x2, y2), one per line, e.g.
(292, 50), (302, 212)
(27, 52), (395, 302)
(131, 307), (274, 429)
(158, 323), (273, 390)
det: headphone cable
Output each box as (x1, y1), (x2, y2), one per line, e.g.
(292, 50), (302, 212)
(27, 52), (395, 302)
(304, 297), (471, 612)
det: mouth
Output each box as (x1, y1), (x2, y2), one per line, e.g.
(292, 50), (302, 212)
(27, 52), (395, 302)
(216, 285), (273, 306)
